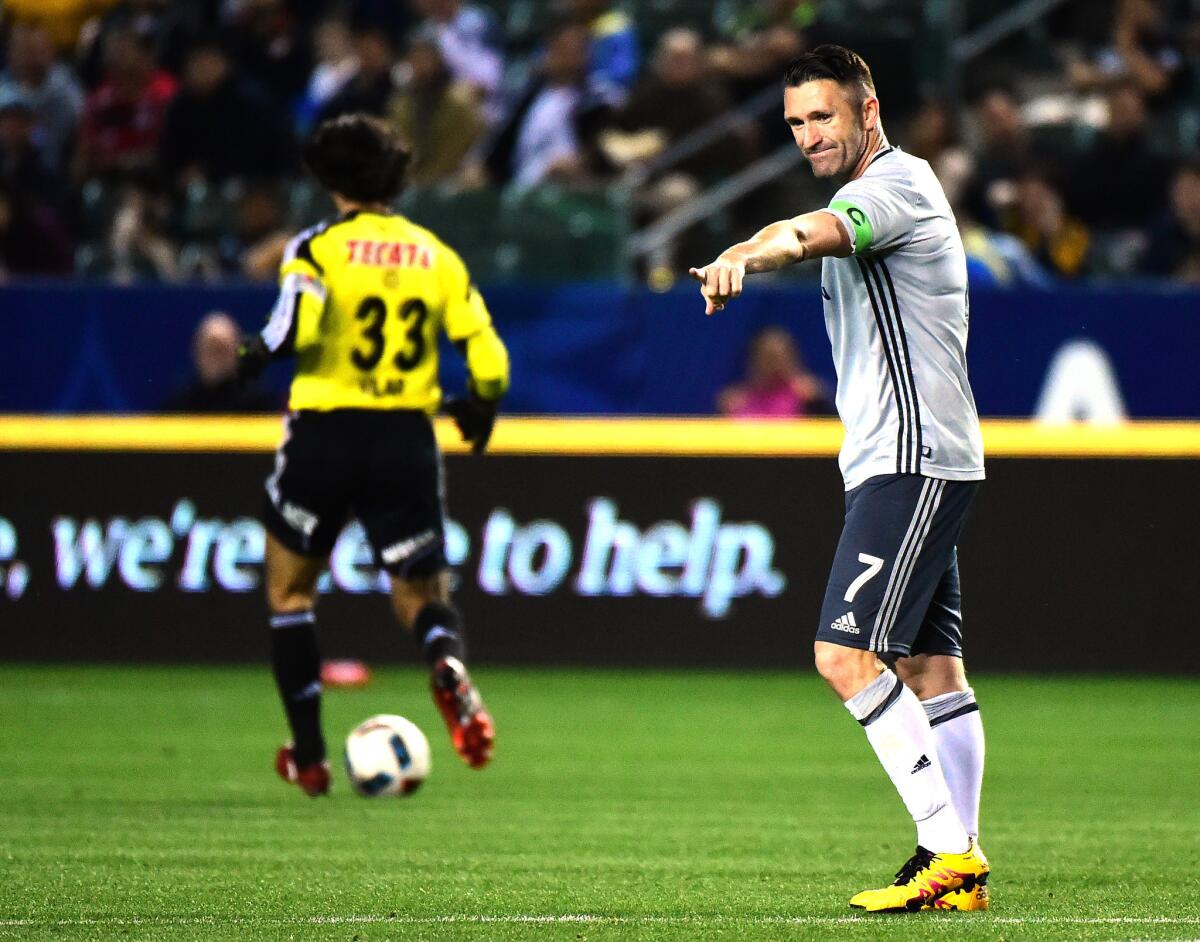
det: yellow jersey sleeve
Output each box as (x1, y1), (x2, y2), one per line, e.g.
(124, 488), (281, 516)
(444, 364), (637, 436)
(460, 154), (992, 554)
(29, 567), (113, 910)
(440, 245), (510, 401)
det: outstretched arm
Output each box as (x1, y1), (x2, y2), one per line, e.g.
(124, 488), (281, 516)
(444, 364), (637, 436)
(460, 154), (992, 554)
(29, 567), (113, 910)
(688, 210), (852, 315)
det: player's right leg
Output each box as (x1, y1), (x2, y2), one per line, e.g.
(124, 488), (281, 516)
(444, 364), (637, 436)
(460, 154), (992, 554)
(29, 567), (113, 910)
(389, 573), (494, 769)
(356, 410), (494, 769)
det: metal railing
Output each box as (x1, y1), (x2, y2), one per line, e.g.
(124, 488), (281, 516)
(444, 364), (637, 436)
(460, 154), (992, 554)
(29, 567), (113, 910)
(625, 143), (806, 262)
(950, 0), (1073, 63)
(620, 84), (782, 189)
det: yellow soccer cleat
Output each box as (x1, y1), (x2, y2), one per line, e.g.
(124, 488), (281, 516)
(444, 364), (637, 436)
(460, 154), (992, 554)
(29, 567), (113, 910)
(929, 872), (989, 910)
(849, 840), (989, 913)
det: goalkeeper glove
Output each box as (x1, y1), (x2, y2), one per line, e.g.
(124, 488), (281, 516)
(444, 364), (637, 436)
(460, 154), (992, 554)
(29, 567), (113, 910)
(236, 334), (270, 384)
(443, 388), (500, 455)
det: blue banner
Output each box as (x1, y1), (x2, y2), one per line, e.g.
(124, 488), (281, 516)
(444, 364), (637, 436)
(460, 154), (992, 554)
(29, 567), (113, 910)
(2, 281), (1197, 416)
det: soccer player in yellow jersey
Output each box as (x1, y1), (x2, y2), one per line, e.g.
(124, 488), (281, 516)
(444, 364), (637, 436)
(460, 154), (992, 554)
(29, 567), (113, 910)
(237, 114), (509, 795)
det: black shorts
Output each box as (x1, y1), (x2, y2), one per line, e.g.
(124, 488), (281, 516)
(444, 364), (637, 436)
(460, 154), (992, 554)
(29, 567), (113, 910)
(815, 474), (980, 659)
(262, 409), (447, 578)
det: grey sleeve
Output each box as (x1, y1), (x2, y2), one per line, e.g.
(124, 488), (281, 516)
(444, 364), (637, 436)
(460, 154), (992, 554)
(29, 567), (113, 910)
(826, 175), (920, 255)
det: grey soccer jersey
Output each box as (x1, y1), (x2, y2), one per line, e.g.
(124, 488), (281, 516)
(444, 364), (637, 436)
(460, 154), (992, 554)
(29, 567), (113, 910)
(820, 146), (985, 490)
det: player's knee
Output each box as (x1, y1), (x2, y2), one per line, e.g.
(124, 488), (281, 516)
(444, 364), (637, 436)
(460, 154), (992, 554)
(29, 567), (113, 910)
(267, 584), (316, 614)
(896, 653), (967, 700)
(390, 572), (449, 629)
(265, 572), (318, 613)
(813, 641), (852, 679)
(814, 642), (879, 692)
(264, 534), (322, 613)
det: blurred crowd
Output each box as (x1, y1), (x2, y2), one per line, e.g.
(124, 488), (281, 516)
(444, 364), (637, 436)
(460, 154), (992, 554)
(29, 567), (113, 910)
(0, 0), (1197, 285)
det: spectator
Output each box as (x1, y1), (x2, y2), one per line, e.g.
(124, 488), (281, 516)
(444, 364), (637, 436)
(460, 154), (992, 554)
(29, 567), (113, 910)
(220, 183), (292, 280)
(0, 91), (67, 210)
(74, 28), (177, 180)
(1068, 81), (1170, 231)
(2, 0), (118, 55)
(159, 39), (291, 188)
(617, 28), (751, 184)
(709, 5), (806, 148)
(163, 312), (279, 412)
(958, 215), (1054, 289)
(103, 173), (178, 282)
(317, 29), (397, 121)
(718, 328), (833, 418)
(1010, 169), (1091, 279)
(568, 0), (640, 103)
(1069, 0), (1189, 107)
(717, 0), (821, 38)
(409, 0), (504, 123)
(223, 0), (313, 113)
(298, 19), (359, 129)
(77, 0), (203, 88)
(1141, 161), (1200, 282)
(710, 3), (806, 98)
(905, 99), (972, 209)
(0, 23), (84, 173)
(0, 181), (74, 277)
(961, 86), (1032, 230)
(484, 23), (606, 188)
(610, 28), (755, 271)
(388, 31), (485, 186)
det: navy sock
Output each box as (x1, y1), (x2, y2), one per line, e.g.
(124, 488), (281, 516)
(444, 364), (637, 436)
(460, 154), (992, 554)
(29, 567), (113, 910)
(412, 601), (465, 666)
(268, 610), (325, 766)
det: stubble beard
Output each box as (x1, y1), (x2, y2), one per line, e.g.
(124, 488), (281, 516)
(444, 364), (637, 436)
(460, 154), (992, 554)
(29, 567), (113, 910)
(806, 125), (866, 181)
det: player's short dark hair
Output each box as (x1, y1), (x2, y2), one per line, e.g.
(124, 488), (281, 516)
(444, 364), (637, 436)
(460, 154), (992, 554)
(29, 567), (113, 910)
(783, 44), (875, 104)
(302, 113), (411, 204)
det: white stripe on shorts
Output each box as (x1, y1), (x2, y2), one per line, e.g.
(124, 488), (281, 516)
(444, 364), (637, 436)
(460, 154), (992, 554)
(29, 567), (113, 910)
(870, 478), (945, 653)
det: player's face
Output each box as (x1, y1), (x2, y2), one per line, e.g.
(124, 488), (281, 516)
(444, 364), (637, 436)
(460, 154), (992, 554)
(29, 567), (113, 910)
(785, 80), (873, 179)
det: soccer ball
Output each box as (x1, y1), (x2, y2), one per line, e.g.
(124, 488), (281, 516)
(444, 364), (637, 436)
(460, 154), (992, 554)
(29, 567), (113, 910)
(344, 714), (431, 797)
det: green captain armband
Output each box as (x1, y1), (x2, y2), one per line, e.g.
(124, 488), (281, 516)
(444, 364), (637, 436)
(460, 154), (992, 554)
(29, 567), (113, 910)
(829, 199), (874, 254)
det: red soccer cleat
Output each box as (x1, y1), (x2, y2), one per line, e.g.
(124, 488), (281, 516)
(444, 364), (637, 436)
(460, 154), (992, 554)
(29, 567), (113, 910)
(274, 744), (331, 796)
(430, 657), (495, 769)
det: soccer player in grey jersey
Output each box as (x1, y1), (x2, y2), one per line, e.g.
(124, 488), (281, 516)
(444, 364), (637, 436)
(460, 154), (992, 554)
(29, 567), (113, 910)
(690, 45), (990, 913)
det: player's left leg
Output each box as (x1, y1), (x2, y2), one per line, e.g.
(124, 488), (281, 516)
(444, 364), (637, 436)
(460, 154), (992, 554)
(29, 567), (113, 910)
(898, 555), (988, 910)
(901, 654), (989, 911)
(358, 410), (493, 768)
(390, 572), (495, 769)
(898, 652), (983, 840)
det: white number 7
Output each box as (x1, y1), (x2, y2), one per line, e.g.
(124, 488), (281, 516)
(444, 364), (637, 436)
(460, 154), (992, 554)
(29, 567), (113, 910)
(844, 553), (885, 603)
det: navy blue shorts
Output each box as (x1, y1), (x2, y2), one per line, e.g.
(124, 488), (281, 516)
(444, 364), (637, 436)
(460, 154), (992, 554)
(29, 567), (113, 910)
(262, 409), (447, 578)
(816, 474), (980, 659)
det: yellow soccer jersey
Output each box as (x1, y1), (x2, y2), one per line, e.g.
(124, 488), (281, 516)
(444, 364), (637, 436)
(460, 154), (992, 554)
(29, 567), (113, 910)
(260, 210), (509, 412)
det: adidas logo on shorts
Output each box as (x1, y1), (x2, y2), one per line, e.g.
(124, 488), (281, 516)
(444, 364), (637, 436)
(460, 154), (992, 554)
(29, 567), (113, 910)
(830, 612), (859, 635)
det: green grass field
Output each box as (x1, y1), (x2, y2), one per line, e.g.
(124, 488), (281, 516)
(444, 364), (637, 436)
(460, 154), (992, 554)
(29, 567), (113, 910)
(1, 666), (1197, 941)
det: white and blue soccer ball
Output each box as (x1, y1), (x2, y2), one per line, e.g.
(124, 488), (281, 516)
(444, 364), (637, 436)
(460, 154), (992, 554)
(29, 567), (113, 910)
(344, 714), (431, 797)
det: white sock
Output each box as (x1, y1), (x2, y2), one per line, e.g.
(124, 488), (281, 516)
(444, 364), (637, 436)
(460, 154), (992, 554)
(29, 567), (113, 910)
(923, 687), (984, 840)
(845, 672), (970, 854)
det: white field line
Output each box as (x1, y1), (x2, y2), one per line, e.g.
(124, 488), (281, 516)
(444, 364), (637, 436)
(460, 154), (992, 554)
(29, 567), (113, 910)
(1, 915), (1199, 928)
